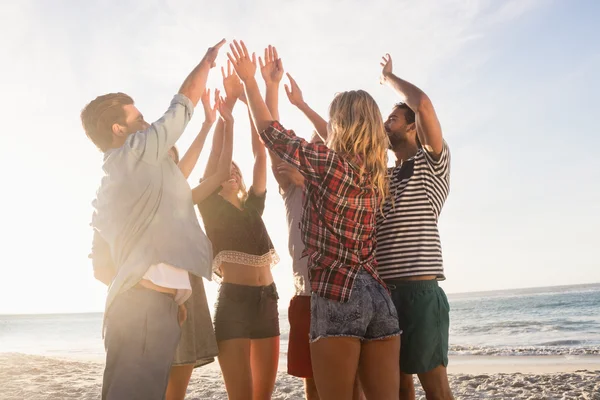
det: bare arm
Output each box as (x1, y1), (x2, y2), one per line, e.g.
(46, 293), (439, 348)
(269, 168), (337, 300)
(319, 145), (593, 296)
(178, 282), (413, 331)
(285, 73), (328, 140)
(249, 107), (267, 195)
(179, 39), (225, 106)
(178, 89), (218, 179)
(193, 97), (235, 204)
(259, 45), (290, 189)
(227, 41), (274, 136)
(203, 62), (243, 178)
(129, 39), (225, 163)
(380, 54), (443, 158)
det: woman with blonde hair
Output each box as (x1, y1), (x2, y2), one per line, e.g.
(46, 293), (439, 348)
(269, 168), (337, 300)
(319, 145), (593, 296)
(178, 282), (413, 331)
(228, 40), (401, 400)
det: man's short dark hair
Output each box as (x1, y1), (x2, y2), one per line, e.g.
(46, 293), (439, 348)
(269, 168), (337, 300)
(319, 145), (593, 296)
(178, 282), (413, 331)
(394, 102), (415, 125)
(81, 93), (133, 152)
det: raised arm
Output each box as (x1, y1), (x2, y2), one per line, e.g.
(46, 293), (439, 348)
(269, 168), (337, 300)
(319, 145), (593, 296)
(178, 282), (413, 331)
(129, 39), (225, 163)
(193, 97), (235, 204)
(380, 53), (443, 158)
(203, 61), (241, 178)
(178, 89), (218, 179)
(258, 45), (290, 189)
(227, 40), (274, 135)
(179, 39), (226, 106)
(285, 73), (328, 140)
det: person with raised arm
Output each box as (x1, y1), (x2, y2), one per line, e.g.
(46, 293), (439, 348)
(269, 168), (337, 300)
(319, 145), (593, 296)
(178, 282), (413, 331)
(89, 88), (221, 400)
(228, 40), (400, 400)
(261, 47), (365, 400)
(81, 39), (226, 400)
(378, 53), (453, 400)
(197, 60), (280, 400)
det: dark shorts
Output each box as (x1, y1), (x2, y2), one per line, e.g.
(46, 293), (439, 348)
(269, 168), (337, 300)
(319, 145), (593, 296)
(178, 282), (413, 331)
(287, 295), (313, 378)
(386, 279), (450, 374)
(214, 282), (280, 342)
(310, 269), (400, 342)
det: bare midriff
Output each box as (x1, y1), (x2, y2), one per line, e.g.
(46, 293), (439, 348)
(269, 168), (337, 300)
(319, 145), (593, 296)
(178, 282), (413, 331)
(220, 262), (274, 286)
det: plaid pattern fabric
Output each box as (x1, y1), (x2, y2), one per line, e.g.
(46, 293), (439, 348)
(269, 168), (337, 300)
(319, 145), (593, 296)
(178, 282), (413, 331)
(260, 121), (386, 302)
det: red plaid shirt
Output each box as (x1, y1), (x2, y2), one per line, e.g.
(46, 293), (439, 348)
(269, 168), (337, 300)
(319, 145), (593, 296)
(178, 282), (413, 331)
(260, 121), (387, 302)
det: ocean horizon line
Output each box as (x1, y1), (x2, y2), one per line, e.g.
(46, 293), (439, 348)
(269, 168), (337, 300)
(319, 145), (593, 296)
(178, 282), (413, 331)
(1, 281), (599, 317)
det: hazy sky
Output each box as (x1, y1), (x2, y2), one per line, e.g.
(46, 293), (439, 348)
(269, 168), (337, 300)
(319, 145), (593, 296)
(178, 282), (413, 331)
(1, 0), (598, 314)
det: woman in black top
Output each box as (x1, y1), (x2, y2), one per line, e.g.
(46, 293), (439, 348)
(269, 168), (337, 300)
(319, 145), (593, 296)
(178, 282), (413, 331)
(198, 63), (280, 400)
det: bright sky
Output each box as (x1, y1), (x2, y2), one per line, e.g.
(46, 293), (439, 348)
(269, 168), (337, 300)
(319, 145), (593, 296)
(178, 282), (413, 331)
(1, 0), (599, 314)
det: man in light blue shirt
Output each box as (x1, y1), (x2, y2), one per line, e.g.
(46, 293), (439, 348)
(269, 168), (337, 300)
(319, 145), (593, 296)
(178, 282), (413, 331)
(81, 39), (226, 400)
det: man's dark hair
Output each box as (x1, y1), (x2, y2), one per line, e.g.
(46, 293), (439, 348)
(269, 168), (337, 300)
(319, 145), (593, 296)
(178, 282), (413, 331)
(81, 93), (134, 152)
(394, 102), (415, 125)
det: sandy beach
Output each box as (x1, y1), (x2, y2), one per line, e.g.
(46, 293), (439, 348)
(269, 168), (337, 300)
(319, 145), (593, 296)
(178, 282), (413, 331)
(1, 353), (598, 399)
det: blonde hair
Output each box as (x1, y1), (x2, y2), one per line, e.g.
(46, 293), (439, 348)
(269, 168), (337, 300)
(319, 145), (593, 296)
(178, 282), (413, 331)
(327, 90), (389, 209)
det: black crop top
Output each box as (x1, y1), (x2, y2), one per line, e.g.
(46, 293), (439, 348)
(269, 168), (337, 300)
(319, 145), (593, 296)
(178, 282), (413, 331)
(198, 186), (279, 278)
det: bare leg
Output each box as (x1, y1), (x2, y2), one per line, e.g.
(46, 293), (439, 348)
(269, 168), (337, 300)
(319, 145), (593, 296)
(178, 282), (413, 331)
(165, 365), (195, 400)
(250, 336), (280, 399)
(310, 337), (361, 400)
(352, 374), (366, 400)
(417, 365), (453, 400)
(400, 372), (416, 400)
(357, 336), (400, 400)
(304, 378), (320, 400)
(218, 339), (253, 400)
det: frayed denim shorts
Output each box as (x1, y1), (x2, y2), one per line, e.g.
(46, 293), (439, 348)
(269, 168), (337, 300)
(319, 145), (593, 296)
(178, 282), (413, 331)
(309, 269), (400, 342)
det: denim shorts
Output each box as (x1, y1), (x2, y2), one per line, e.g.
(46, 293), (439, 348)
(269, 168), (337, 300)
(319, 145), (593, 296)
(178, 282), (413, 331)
(214, 282), (280, 342)
(310, 269), (400, 342)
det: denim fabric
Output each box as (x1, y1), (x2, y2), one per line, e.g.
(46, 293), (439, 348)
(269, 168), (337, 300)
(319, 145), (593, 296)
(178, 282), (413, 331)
(310, 269), (400, 342)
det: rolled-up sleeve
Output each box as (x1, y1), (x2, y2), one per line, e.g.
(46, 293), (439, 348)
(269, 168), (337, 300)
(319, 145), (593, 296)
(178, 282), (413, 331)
(259, 121), (339, 185)
(127, 94), (194, 163)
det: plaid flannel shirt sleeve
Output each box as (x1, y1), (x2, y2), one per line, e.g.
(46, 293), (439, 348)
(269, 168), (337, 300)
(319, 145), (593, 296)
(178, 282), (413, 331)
(259, 121), (340, 186)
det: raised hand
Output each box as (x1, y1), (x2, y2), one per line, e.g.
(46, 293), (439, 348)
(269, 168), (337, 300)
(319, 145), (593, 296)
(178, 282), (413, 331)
(259, 45), (284, 85)
(221, 60), (244, 100)
(216, 96), (234, 122)
(284, 73), (305, 107)
(380, 53), (393, 84)
(227, 40), (257, 82)
(201, 88), (219, 124)
(200, 38), (226, 68)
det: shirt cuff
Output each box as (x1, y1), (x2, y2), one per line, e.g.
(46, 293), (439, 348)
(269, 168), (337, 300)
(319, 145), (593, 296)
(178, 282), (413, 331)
(172, 93), (194, 119)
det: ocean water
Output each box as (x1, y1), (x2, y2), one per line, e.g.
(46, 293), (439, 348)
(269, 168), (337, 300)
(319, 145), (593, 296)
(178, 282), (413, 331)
(1, 283), (599, 362)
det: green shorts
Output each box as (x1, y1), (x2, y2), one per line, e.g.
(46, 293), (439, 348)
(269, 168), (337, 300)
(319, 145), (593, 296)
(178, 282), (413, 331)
(385, 279), (450, 374)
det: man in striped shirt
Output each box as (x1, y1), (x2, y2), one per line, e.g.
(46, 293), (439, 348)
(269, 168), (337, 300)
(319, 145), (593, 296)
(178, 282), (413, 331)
(377, 54), (453, 400)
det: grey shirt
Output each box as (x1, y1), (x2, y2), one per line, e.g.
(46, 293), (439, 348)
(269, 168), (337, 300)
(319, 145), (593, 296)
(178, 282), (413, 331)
(282, 184), (310, 296)
(91, 94), (213, 316)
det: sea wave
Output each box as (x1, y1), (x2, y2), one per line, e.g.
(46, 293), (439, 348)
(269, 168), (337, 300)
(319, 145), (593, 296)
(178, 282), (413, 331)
(449, 344), (600, 356)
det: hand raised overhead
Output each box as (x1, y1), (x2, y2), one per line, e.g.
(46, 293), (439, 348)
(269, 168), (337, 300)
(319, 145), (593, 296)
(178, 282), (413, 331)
(221, 60), (244, 100)
(284, 73), (305, 107)
(201, 38), (226, 68)
(227, 40), (257, 82)
(216, 95), (234, 122)
(201, 88), (220, 124)
(380, 53), (393, 84)
(259, 45), (284, 85)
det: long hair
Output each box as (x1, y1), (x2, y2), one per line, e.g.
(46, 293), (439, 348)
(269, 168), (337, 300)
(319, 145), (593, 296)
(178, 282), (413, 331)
(327, 90), (389, 209)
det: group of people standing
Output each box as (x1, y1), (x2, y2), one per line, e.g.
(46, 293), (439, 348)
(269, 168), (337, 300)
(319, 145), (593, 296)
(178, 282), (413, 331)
(82, 38), (452, 400)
